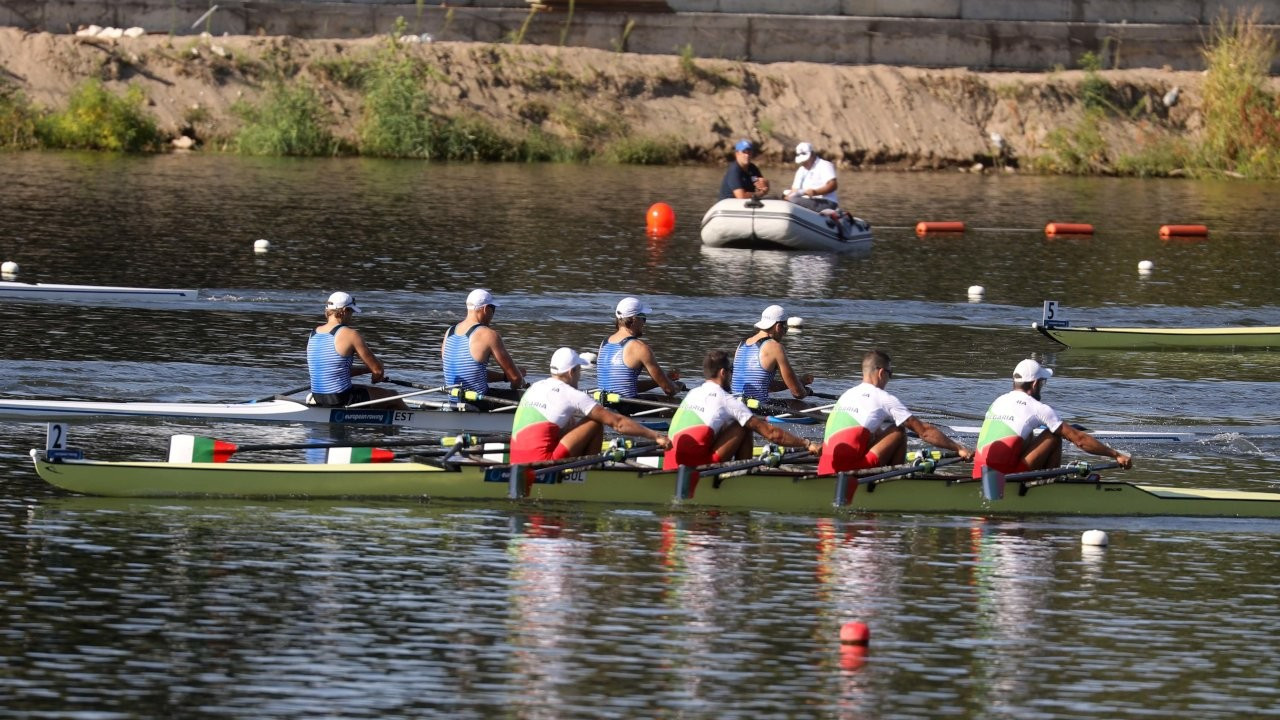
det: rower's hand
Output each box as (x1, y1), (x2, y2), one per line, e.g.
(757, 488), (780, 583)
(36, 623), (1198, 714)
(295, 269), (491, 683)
(1115, 452), (1133, 469)
(805, 441), (822, 456)
(956, 446), (974, 461)
(370, 371), (387, 383)
(654, 434), (672, 450)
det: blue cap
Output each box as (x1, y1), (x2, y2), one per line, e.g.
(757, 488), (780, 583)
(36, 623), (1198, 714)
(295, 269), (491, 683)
(734, 139), (755, 153)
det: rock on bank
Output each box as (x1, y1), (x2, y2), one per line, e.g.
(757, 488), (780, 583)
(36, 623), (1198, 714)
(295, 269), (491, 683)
(0, 27), (1207, 168)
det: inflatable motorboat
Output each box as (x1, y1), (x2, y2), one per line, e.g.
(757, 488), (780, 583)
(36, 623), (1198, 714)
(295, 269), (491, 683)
(700, 198), (872, 252)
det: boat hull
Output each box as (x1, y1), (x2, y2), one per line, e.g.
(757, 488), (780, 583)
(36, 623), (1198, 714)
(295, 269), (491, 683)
(30, 453), (1280, 517)
(700, 199), (872, 252)
(0, 281), (198, 303)
(1034, 323), (1280, 350)
(0, 397), (516, 434)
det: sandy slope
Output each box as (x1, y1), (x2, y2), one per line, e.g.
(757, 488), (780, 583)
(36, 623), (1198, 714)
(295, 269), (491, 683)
(0, 27), (1221, 168)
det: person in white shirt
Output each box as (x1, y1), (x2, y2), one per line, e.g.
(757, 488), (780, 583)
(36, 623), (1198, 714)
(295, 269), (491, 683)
(783, 142), (839, 212)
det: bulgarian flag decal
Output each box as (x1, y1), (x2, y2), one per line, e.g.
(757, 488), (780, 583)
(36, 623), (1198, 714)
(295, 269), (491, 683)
(169, 434), (237, 463)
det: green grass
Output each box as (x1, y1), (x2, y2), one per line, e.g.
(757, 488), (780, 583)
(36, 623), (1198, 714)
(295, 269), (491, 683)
(1196, 8), (1280, 177)
(358, 31), (435, 158)
(601, 135), (681, 164)
(36, 79), (160, 152)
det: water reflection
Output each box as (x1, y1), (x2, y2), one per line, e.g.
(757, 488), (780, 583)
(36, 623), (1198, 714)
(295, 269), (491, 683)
(699, 246), (843, 299)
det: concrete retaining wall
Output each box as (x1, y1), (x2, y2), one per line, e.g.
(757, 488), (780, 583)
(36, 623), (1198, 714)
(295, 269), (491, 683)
(1, 0), (1276, 71)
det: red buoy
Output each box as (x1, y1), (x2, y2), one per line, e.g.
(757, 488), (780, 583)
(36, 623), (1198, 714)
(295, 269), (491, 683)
(1045, 222), (1094, 236)
(646, 202), (676, 236)
(840, 621), (870, 646)
(1159, 224), (1208, 239)
(915, 221), (966, 235)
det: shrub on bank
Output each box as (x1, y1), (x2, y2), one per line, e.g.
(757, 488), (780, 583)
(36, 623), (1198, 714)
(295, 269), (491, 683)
(0, 84), (40, 150)
(358, 29), (435, 158)
(1196, 9), (1280, 178)
(233, 82), (340, 156)
(36, 79), (160, 152)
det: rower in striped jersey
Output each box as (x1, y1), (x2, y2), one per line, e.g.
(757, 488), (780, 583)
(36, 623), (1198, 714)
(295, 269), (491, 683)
(596, 296), (685, 399)
(441, 288), (526, 400)
(306, 291), (406, 409)
(732, 304), (813, 405)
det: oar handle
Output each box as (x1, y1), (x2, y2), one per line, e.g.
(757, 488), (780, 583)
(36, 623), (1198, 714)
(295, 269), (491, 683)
(695, 447), (814, 479)
(590, 390), (680, 410)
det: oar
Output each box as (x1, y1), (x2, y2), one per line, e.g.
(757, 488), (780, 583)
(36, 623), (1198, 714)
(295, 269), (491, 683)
(981, 461), (1120, 500)
(384, 379), (460, 393)
(448, 389), (520, 407)
(169, 433), (509, 463)
(525, 440), (659, 479)
(345, 383), (458, 408)
(249, 384), (311, 403)
(804, 388), (842, 401)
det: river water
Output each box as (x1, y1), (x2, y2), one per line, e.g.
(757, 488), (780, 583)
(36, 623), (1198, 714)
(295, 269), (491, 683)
(1, 152), (1278, 718)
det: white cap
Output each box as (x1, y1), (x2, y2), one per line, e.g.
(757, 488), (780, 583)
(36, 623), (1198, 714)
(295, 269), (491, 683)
(466, 288), (498, 310)
(326, 291), (361, 313)
(550, 347), (593, 374)
(754, 304), (786, 329)
(794, 142), (813, 164)
(1013, 358), (1053, 383)
(615, 296), (652, 319)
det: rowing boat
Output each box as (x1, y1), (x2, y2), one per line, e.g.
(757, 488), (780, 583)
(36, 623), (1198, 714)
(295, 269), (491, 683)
(0, 397), (516, 434)
(1034, 323), (1280, 350)
(29, 450), (1280, 517)
(1033, 300), (1280, 350)
(0, 280), (199, 304)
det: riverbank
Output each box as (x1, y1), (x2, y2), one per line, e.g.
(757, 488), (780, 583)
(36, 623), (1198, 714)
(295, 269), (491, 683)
(1, 26), (1276, 174)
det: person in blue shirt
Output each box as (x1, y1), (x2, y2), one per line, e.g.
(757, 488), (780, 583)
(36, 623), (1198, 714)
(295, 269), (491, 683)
(719, 139), (770, 200)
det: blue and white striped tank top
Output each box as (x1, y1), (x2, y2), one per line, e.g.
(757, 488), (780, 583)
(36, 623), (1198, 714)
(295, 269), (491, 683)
(732, 338), (774, 402)
(443, 323), (488, 393)
(308, 326), (353, 394)
(596, 337), (639, 397)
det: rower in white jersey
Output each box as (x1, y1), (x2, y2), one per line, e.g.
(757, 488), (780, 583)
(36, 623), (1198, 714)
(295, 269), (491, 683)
(731, 304), (813, 405)
(306, 291), (406, 409)
(972, 359), (1132, 478)
(441, 288), (526, 401)
(596, 296), (685, 403)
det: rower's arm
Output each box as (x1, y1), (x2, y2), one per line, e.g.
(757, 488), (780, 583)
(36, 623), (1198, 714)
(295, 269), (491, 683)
(588, 406), (671, 450)
(344, 329), (386, 382)
(1059, 423), (1133, 468)
(480, 329), (525, 389)
(766, 344), (811, 399)
(745, 416), (821, 455)
(904, 416), (972, 460)
(630, 341), (682, 396)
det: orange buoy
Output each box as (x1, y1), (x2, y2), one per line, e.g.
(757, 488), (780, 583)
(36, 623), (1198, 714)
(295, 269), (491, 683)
(840, 621), (870, 646)
(646, 202), (676, 236)
(915, 221), (966, 235)
(1159, 224), (1208, 239)
(1045, 222), (1095, 236)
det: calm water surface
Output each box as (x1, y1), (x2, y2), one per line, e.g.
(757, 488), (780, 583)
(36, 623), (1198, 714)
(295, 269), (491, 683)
(1, 153), (1278, 718)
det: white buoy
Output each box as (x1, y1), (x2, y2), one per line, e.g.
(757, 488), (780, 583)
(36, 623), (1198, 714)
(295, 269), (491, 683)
(787, 316), (804, 328)
(967, 285), (985, 302)
(1081, 529), (1109, 546)
(1138, 260), (1154, 273)
(254, 239), (271, 253)
(1, 261), (17, 275)
(579, 351), (597, 365)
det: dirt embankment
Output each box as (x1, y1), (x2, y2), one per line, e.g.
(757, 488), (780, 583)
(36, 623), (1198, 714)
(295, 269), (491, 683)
(0, 26), (1212, 168)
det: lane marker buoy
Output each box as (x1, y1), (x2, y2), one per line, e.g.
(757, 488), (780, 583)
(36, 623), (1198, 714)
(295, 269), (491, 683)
(254, 239), (271, 253)
(1082, 529), (1109, 546)
(915, 221), (966, 235)
(1159, 224), (1208, 239)
(1045, 222), (1095, 236)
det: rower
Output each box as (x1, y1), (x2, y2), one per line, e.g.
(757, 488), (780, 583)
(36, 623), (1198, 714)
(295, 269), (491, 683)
(818, 349), (971, 475)
(306, 291), (406, 409)
(596, 296), (685, 401)
(664, 350), (820, 469)
(972, 358), (1132, 478)
(509, 348), (671, 464)
(731, 304), (813, 404)
(441, 288), (526, 401)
